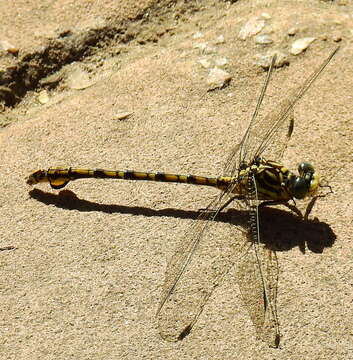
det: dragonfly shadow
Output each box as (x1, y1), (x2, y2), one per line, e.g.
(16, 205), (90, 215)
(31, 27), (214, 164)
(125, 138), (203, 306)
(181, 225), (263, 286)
(29, 188), (336, 254)
(28, 188), (204, 220)
(255, 207), (336, 254)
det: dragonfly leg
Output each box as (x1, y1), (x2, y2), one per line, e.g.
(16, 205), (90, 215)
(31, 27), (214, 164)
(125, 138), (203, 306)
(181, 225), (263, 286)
(304, 183), (333, 220)
(303, 196), (319, 220)
(259, 200), (303, 218)
(218, 195), (244, 213)
(198, 195), (244, 213)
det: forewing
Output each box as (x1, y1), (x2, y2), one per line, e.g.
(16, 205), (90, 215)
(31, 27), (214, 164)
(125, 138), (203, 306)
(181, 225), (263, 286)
(246, 97), (295, 162)
(245, 46), (339, 162)
(223, 55), (276, 176)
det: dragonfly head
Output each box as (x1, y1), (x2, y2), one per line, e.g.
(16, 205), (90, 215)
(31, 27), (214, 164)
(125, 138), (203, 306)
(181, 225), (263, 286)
(291, 162), (319, 199)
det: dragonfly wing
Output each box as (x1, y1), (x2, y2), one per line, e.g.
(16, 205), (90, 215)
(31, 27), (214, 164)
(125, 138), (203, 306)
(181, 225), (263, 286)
(247, 97), (295, 162)
(236, 173), (280, 347)
(157, 192), (249, 341)
(223, 55), (277, 177)
(246, 46), (339, 162)
(222, 105), (294, 174)
(237, 237), (280, 347)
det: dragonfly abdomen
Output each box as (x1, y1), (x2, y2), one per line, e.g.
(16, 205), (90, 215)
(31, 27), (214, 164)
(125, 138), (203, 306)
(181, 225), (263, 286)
(26, 167), (235, 190)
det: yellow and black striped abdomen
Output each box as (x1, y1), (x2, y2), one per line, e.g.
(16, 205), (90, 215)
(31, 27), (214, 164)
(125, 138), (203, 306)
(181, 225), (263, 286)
(26, 167), (235, 191)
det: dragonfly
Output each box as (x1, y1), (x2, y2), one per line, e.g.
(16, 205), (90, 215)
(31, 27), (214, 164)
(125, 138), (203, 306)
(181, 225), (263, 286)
(26, 46), (339, 347)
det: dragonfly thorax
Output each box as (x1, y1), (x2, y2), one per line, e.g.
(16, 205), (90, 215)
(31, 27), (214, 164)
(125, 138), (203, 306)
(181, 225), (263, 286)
(235, 158), (319, 202)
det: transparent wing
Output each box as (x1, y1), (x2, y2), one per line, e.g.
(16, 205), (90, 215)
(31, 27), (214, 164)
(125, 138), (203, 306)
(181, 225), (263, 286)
(238, 172), (280, 347)
(241, 46), (339, 164)
(223, 54), (276, 177)
(157, 189), (249, 341)
(157, 177), (280, 346)
(237, 240), (279, 347)
(224, 46), (339, 175)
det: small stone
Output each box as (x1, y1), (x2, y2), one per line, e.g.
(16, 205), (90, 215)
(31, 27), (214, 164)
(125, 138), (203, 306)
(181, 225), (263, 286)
(198, 58), (212, 68)
(40, 72), (64, 87)
(194, 42), (207, 50)
(287, 27), (298, 36)
(238, 17), (265, 40)
(290, 37), (316, 55)
(66, 66), (96, 90)
(215, 57), (228, 67)
(192, 32), (204, 39)
(260, 12), (271, 20)
(37, 90), (49, 104)
(114, 111), (133, 120)
(255, 34), (273, 45)
(0, 40), (18, 55)
(255, 51), (289, 69)
(194, 42), (215, 54)
(207, 67), (232, 90)
(332, 33), (342, 42)
(214, 35), (225, 44)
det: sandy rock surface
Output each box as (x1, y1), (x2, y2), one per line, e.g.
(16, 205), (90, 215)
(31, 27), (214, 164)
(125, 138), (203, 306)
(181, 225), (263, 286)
(0, 1), (352, 359)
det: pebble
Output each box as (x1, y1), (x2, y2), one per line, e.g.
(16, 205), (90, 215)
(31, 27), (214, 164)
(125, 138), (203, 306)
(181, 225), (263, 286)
(66, 66), (96, 90)
(0, 40), (18, 55)
(260, 12), (272, 20)
(287, 27), (298, 36)
(214, 35), (225, 44)
(194, 42), (215, 54)
(198, 58), (212, 68)
(332, 33), (342, 42)
(255, 34), (273, 45)
(290, 37), (316, 55)
(37, 90), (49, 104)
(254, 51), (289, 69)
(207, 67), (232, 90)
(192, 32), (204, 39)
(215, 57), (228, 67)
(238, 16), (265, 40)
(114, 111), (133, 120)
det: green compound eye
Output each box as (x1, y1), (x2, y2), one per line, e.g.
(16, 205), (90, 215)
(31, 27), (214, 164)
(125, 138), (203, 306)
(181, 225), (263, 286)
(298, 162), (314, 176)
(292, 177), (309, 199)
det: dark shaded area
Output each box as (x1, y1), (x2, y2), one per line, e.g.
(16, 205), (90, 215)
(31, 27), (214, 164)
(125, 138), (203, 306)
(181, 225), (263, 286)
(28, 188), (336, 254)
(0, 0), (207, 107)
(257, 206), (336, 253)
(0, 246), (16, 252)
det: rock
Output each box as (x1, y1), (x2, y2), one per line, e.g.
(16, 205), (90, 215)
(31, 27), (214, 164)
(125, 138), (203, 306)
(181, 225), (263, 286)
(66, 66), (96, 90)
(215, 57), (228, 67)
(198, 58), (212, 68)
(194, 42), (215, 54)
(214, 35), (225, 44)
(290, 37), (316, 55)
(0, 40), (18, 56)
(38, 90), (49, 104)
(207, 67), (232, 90)
(287, 27), (298, 36)
(254, 51), (289, 69)
(114, 111), (133, 120)
(255, 34), (273, 45)
(192, 32), (203, 39)
(260, 12), (272, 20)
(238, 17), (265, 40)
